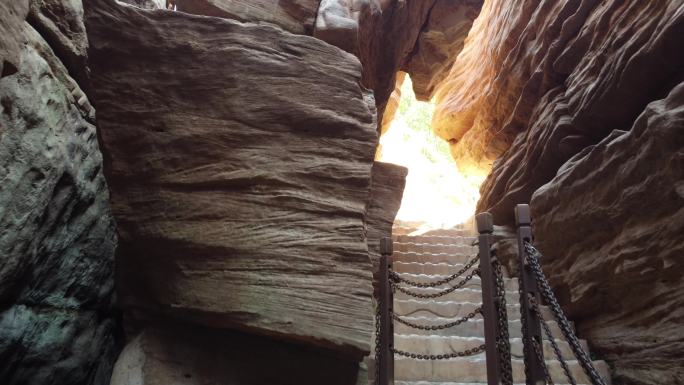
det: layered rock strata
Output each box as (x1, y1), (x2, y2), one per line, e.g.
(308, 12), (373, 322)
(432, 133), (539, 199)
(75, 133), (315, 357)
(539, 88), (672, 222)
(85, 1), (389, 381)
(434, 0), (684, 193)
(166, 0), (482, 127)
(531, 83), (684, 385)
(434, 1), (684, 384)
(0, 14), (117, 385)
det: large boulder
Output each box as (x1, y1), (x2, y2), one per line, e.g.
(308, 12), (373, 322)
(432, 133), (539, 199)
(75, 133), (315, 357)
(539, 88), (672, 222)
(84, 0), (379, 375)
(0, 22), (117, 385)
(531, 81), (684, 385)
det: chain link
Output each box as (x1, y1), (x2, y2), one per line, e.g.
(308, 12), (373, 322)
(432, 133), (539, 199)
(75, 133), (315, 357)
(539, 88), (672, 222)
(492, 256), (514, 385)
(393, 308), (482, 330)
(390, 268), (480, 299)
(524, 242), (608, 385)
(531, 337), (555, 385)
(530, 296), (577, 385)
(389, 255), (479, 288)
(374, 303), (381, 385)
(392, 344), (486, 360)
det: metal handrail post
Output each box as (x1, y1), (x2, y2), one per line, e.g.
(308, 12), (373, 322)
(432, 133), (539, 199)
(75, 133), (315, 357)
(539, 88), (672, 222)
(378, 237), (394, 385)
(477, 212), (501, 385)
(515, 204), (545, 385)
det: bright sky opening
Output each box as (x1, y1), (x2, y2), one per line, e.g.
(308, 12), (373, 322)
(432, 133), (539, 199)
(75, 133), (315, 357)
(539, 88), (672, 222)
(378, 75), (485, 231)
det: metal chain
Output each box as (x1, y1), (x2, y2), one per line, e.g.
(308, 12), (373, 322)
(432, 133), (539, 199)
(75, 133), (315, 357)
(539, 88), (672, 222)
(530, 296), (577, 385)
(389, 255), (479, 288)
(390, 268), (481, 299)
(518, 279), (531, 380)
(524, 242), (608, 385)
(392, 344), (486, 360)
(374, 303), (381, 385)
(531, 337), (555, 385)
(492, 256), (514, 385)
(392, 308), (482, 330)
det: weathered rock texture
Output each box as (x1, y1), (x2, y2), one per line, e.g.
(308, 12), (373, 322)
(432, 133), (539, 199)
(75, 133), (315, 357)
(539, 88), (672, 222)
(531, 83), (684, 385)
(357, 0), (482, 121)
(85, 1), (382, 380)
(26, 0), (89, 88)
(439, 1), (684, 384)
(367, 162), (407, 277)
(174, 0), (319, 34)
(0, 0), (29, 78)
(434, 0), (684, 188)
(0, 18), (118, 385)
(167, 0), (482, 128)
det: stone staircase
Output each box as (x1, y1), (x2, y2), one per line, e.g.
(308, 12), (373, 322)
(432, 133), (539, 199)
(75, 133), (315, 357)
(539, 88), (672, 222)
(380, 228), (611, 385)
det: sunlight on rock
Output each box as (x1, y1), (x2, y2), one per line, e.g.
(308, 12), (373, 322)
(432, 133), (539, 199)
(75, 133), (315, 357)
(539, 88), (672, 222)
(378, 75), (485, 231)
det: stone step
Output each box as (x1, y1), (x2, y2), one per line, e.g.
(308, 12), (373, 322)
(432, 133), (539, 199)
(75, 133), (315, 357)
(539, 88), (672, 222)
(388, 335), (589, 361)
(394, 285), (518, 304)
(394, 243), (477, 254)
(394, 300), (553, 320)
(393, 251), (478, 264)
(391, 268), (519, 291)
(393, 357), (611, 384)
(393, 317), (567, 339)
(393, 235), (478, 246)
(392, 261), (518, 284)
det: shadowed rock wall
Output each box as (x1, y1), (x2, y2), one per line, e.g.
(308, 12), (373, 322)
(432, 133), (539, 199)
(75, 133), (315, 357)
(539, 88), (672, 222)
(0, 1), (118, 384)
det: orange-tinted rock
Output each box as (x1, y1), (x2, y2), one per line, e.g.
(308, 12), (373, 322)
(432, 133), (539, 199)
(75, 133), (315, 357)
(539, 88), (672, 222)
(401, 0), (482, 100)
(85, 0), (378, 360)
(531, 82), (684, 385)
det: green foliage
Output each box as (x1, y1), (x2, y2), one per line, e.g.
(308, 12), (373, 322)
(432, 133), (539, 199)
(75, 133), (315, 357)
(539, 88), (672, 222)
(395, 80), (452, 165)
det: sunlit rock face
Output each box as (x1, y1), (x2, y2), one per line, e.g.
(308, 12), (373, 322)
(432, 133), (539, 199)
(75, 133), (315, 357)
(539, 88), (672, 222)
(437, 0), (684, 383)
(85, 0), (395, 382)
(0, 10), (117, 385)
(532, 83), (684, 385)
(434, 0), (684, 189)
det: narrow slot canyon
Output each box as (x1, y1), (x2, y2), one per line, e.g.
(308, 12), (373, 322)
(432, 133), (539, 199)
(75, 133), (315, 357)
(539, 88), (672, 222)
(0, 1), (682, 385)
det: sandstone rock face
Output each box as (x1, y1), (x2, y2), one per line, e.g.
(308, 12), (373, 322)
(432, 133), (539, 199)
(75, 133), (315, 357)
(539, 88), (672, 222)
(0, 0), (29, 78)
(434, 0), (684, 191)
(402, 0), (482, 100)
(0, 22), (118, 385)
(26, 0), (89, 88)
(174, 0), (319, 34)
(358, 0), (482, 121)
(367, 162), (407, 289)
(85, 0), (379, 367)
(443, 1), (684, 383)
(530, 83), (684, 385)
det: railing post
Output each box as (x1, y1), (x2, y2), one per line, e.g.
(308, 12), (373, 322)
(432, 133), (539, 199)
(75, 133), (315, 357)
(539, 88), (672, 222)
(378, 237), (394, 385)
(477, 212), (501, 385)
(516, 204), (545, 385)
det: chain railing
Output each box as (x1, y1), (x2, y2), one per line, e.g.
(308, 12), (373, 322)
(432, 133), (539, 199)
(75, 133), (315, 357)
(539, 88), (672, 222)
(515, 204), (609, 385)
(374, 211), (513, 385)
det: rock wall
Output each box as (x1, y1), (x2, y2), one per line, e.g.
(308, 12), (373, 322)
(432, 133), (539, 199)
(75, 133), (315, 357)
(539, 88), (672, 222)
(83, 1), (413, 383)
(0, 1), (118, 384)
(531, 83), (684, 385)
(432, 0), (684, 384)
(169, 0), (482, 128)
